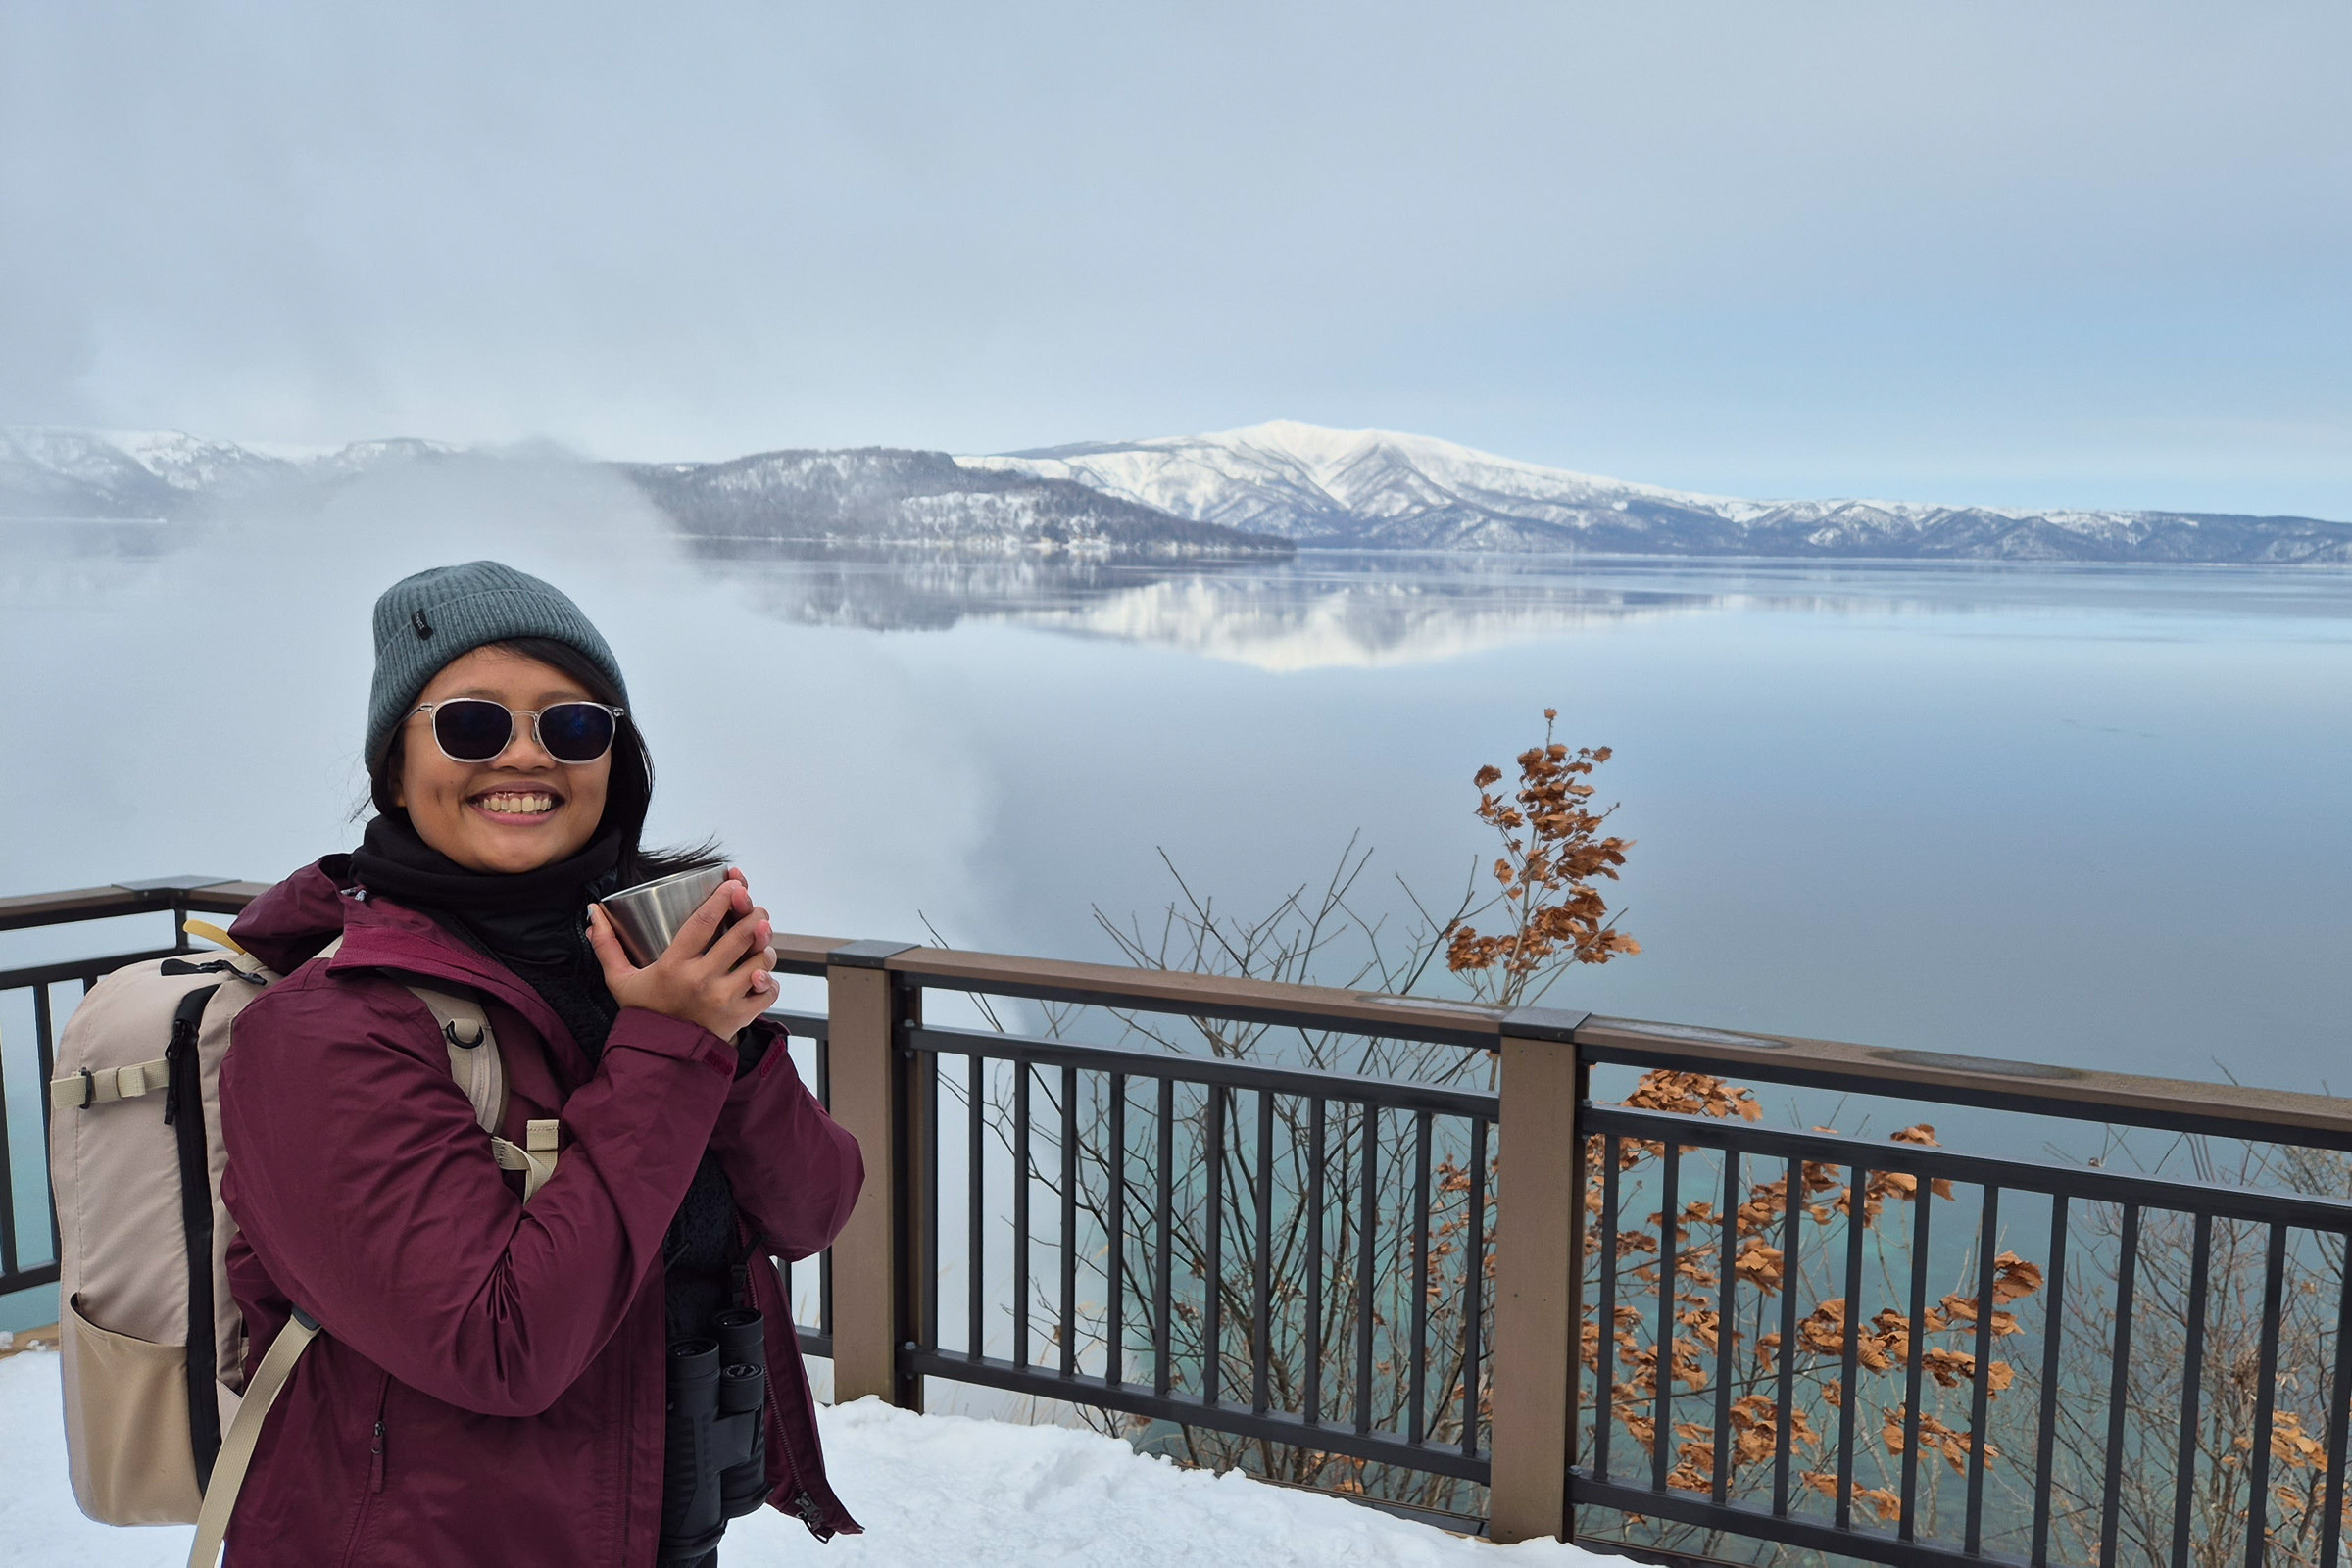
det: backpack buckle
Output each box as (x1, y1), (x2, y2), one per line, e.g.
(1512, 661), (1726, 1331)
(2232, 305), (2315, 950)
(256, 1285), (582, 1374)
(78, 1067), (96, 1109)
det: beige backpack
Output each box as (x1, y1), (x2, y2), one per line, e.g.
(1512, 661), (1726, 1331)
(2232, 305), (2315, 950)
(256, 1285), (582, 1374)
(46, 923), (560, 1566)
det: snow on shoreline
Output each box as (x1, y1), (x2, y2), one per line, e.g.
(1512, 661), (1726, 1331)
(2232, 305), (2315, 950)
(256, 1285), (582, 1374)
(0, 1351), (1606, 1565)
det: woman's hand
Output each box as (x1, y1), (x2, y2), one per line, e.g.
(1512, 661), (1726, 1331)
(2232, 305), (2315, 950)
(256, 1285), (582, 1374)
(586, 868), (777, 1041)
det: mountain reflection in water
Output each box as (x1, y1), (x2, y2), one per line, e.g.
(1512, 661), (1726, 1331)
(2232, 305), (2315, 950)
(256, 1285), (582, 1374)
(694, 544), (2352, 670)
(705, 547), (1721, 666)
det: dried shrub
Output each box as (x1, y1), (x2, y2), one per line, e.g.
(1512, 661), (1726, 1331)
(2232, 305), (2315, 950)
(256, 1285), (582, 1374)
(1444, 709), (1639, 1006)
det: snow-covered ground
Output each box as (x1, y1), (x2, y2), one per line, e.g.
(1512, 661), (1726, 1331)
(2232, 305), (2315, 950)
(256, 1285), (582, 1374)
(0, 1350), (1605, 1565)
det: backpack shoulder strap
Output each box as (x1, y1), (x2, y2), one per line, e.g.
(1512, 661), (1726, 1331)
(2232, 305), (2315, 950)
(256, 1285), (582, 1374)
(406, 983), (506, 1134)
(400, 982), (560, 1204)
(313, 935), (560, 1200)
(186, 1308), (318, 1568)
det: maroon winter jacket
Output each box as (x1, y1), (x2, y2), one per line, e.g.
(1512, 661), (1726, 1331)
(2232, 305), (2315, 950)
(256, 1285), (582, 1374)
(218, 858), (864, 1565)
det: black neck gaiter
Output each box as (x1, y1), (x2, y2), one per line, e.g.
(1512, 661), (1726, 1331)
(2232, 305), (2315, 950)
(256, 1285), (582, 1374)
(352, 812), (624, 964)
(353, 812), (626, 1069)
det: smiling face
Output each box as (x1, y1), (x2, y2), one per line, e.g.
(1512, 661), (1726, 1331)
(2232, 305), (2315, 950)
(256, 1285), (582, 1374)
(392, 645), (612, 874)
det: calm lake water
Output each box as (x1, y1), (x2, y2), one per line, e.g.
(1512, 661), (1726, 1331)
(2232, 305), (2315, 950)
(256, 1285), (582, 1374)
(4, 473), (2350, 1083)
(8, 460), (2352, 1334)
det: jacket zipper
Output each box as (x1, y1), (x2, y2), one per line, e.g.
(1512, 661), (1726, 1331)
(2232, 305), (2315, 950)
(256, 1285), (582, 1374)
(748, 1251), (824, 1532)
(764, 1352), (821, 1530)
(335, 1372), (394, 1568)
(368, 1374), (390, 1493)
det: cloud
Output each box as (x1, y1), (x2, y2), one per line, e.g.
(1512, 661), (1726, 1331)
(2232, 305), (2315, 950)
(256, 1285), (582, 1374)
(4, 1), (2348, 512)
(0, 453), (996, 940)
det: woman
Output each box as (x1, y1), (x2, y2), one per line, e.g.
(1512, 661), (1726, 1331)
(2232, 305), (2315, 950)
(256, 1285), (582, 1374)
(217, 560), (863, 1565)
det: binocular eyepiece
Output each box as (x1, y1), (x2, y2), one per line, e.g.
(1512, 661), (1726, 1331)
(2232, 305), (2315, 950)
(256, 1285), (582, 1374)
(658, 1308), (769, 1566)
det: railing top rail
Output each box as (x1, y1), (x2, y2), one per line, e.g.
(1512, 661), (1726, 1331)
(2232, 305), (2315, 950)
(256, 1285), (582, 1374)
(774, 930), (1564, 1046)
(0, 879), (273, 934)
(792, 930), (2352, 1149)
(906, 1021), (1501, 1120)
(1590, 1101), (2352, 1231)
(12, 883), (2349, 1152)
(1575, 1013), (2352, 1153)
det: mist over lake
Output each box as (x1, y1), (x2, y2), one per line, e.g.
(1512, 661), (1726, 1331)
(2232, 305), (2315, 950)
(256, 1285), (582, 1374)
(6, 456), (2351, 1103)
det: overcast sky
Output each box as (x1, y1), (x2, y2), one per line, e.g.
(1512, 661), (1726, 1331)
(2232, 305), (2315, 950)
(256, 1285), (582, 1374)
(5, 2), (2347, 514)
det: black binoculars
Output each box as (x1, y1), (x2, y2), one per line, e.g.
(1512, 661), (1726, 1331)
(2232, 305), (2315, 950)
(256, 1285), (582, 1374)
(658, 1307), (769, 1566)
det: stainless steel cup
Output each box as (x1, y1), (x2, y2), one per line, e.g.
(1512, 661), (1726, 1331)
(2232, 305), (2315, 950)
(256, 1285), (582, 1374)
(599, 864), (730, 966)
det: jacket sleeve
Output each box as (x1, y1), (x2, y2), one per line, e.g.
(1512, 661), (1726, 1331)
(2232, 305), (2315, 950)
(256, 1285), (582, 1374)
(219, 976), (738, 1417)
(707, 1021), (863, 1262)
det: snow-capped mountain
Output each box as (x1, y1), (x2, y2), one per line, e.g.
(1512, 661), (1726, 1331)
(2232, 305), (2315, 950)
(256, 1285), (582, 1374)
(0, 427), (299, 519)
(10, 421), (2350, 564)
(966, 420), (2352, 564)
(0, 426), (441, 521)
(0, 428), (1292, 560)
(622, 448), (1291, 558)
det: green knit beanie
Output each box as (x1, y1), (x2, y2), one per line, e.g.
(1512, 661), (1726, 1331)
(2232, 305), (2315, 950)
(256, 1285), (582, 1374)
(366, 561), (629, 766)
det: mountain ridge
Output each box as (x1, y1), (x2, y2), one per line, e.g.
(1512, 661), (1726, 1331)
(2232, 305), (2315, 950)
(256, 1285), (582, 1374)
(0, 426), (1292, 559)
(969, 420), (2352, 564)
(8, 420), (2349, 565)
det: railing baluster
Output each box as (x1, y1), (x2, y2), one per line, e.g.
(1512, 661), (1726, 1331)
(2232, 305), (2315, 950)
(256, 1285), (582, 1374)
(1354, 1101), (1378, 1436)
(0, 1011), (19, 1280)
(1306, 1096), (1325, 1426)
(2031, 1196), (2070, 1567)
(819, 1242), (834, 1341)
(1060, 1065), (1078, 1380)
(1899, 1173), (1934, 1541)
(2321, 1236), (2352, 1568)
(2245, 1224), (2289, 1568)
(818, 1036), (835, 1338)
(1107, 1071), (1127, 1389)
(1711, 1149), (1739, 1506)
(919, 1019), (939, 1361)
(1594, 1135), (1622, 1486)
(967, 1053), (985, 1361)
(1463, 1112), (1489, 1461)
(2172, 1212), (2214, 1568)
(1154, 1077), (1175, 1398)
(2101, 1203), (2143, 1568)
(1964, 1185), (2000, 1555)
(1013, 1060), (1031, 1369)
(35, 983), (59, 1258)
(1203, 1083), (1225, 1406)
(1693, 1147), (1731, 1513)
(1835, 1163), (1866, 1532)
(1409, 1108), (1433, 1447)
(1656, 1138), (1682, 1495)
(1775, 1152), (1801, 1518)
(1251, 1088), (1274, 1418)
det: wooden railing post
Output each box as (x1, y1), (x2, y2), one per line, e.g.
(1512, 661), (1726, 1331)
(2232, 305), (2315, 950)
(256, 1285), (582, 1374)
(824, 941), (925, 1409)
(1487, 1008), (1589, 1544)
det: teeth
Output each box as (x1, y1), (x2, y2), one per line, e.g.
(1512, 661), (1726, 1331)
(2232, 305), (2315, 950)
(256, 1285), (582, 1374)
(477, 793), (556, 815)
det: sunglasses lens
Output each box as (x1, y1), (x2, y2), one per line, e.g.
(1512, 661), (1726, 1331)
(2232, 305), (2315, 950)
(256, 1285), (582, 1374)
(537, 703), (616, 763)
(431, 700), (514, 761)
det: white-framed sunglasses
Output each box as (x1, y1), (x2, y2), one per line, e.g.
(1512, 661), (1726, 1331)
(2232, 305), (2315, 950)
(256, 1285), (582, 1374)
(410, 699), (625, 764)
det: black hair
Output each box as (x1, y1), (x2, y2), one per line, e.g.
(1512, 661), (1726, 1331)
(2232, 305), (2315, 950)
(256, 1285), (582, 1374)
(367, 636), (724, 886)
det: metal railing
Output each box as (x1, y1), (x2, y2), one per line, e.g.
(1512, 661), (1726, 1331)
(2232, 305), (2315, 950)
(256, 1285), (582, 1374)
(1566, 1019), (2352, 1568)
(14, 881), (2352, 1566)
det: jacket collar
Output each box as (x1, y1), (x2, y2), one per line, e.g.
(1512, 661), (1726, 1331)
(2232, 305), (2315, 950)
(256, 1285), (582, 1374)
(235, 856), (600, 1095)
(337, 887), (594, 1084)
